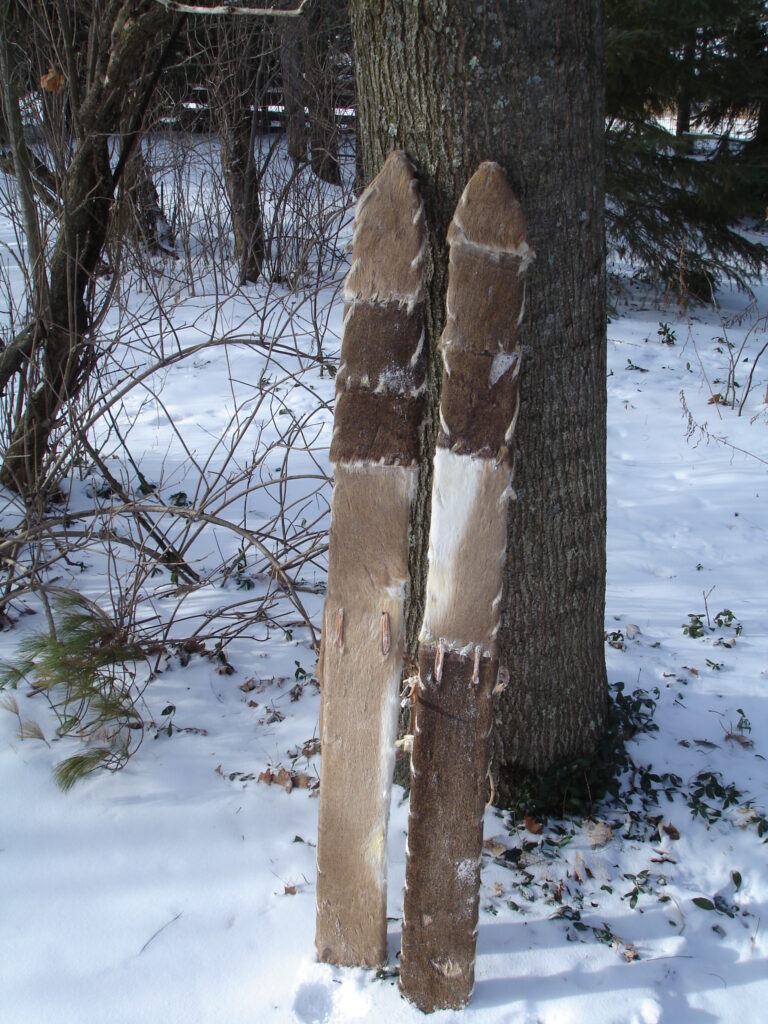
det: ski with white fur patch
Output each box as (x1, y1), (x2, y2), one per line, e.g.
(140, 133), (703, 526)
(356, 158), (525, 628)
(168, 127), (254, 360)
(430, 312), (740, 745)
(315, 150), (427, 968)
(399, 162), (532, 1012)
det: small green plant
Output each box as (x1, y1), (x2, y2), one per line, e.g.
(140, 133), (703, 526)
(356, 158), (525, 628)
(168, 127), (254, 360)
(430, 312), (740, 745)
(736, 709), (752, 735)
(222, 546), (254, 591)
(683, 608), (741, 640)
(622, 869), (652, 909)
(683, 613), (706, 638)
(0, 595), (149, 789)
(658, 322), (677, 345)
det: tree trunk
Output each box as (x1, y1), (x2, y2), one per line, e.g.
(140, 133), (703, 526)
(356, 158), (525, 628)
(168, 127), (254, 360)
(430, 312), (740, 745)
(0, 2), (178, 494)
(121, 141), (174, 254)
(676, 39), (695, 144)
(306, 0), (341, 186)
(280, 19), (308, 163)
(218, 106), (265, 285)
(350, 0), (608, 804)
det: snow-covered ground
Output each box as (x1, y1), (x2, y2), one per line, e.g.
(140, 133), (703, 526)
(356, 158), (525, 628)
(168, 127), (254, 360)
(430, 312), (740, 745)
(1, 147), (767, 1022)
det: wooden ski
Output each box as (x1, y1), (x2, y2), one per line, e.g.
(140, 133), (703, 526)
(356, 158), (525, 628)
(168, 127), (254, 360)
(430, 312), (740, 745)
(399, 162), (532, 1011)
(315, 150), (427, 967)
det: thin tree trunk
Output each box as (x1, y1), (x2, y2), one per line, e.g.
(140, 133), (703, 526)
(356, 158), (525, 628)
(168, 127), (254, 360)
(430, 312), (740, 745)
(0, 3), (178, 493)
(676, 39), (695, 142)
(350, 0), (608, 803)
(219, 107), (265, 285)
(306, 0), (341, 186)
(280, 19), (308, 163)
(121, 141), (174, 254)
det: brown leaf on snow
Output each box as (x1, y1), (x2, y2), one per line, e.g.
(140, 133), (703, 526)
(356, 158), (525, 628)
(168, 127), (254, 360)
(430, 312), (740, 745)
(662, 822), (681, 841)
(623, 943), (639, 962)
(284, 885), (297, 896)
(708, 393), (724, 405)
(257, 766), (317, 794)
(240, 679), (258, 692)
(302, 740), (321, 758)
(483, 838), (509, 858)
(524, 814), (543, 835)
(574, 853), (587, 883)
(494, 882), (504, 897)
(682, 666), (699, 677)
(586, 820), (614, 848)
(725, 732), (754, 749)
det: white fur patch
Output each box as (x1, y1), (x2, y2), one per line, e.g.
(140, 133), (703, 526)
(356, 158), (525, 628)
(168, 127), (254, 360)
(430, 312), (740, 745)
(419, 449), (511, 653)
(488, 351), (520, 387)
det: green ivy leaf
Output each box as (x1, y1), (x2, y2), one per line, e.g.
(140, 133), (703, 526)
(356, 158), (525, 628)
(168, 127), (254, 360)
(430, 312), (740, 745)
(693, 897), (715, 911)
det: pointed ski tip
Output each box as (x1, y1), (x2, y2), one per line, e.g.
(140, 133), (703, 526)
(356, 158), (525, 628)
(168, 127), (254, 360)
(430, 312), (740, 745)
(449, 162), (529, 258)
(347, 149), (426, 306)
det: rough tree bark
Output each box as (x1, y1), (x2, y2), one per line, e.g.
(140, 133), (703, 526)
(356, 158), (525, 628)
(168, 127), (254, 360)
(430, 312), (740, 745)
(207, 17), (266, 285)
(280, 18), (308, 163)
(350, 0), (608, 802)
(305, 0), (341, 185)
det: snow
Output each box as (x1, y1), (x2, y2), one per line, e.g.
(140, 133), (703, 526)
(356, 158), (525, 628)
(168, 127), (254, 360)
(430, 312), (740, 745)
(1, 142), (768, 1022)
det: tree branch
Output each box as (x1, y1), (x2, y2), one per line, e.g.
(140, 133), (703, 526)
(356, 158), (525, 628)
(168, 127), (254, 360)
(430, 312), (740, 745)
(153, 0), (310, 16)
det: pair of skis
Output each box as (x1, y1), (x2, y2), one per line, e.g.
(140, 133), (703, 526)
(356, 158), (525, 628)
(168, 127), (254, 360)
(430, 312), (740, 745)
(315, 151), (531, 1012)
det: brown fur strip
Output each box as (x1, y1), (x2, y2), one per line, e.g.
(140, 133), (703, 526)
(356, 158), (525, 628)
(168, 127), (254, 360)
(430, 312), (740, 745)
(401, 164), (530, 1011)
(316, 464), (415, 967)
(316, 151), (426, 967)
(332, 151), (427, 466)
(399, 646), (497, 1012)
(442, 244), (527, 356)
(439, 163), (531, 461)
(345, 153), (425, 307)
(438, 348), (519, 462)
(330, 386), (424, 465)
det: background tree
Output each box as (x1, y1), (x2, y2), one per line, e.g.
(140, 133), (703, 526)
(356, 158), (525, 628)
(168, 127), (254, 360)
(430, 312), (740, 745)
(605, 0), (768, 298)
(0, 1), (180, 494)
(350, 0), (608, 808)
(199, 13), (271, 284)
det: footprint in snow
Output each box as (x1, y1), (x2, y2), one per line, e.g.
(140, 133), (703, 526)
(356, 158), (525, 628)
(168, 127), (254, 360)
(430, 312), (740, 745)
(292, 980), (333, 1024)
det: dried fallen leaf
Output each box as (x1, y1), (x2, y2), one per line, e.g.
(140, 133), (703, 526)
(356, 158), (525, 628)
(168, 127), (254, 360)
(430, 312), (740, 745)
(524, 813), (543, 835)
(574, 853), (586, 883)
(708, 393), (724, 405)
(662, 822), (680, 841)
(284, 885), (297, 896)
(302, 740), (321, 758)
(240, 679), (258, 692)
(587, 820), (614, 848)
(40, 68), (65, 93)
(623, 943), (639, 962)
(483, 838), (508, 858)
(725, 733), (754, 749)
(292, 773), (312, 789)
(682, 666), (699, 677)
(493, 882), (504, 897)
(625, 623), (641, 639)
